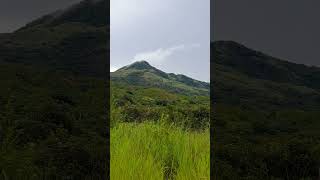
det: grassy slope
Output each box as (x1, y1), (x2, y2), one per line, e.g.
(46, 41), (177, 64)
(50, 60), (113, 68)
(110, 80), (210, 179)
(111, 122), (209, 180)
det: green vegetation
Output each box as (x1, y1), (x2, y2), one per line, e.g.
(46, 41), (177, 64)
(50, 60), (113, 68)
(111, 61), (209, 96)
(0, 0), (108, 77)
(0, 0), (108, 179)
(110, 62), (210, 179)
(111, 122), (209, 180)
(0, 63), (107, 179)
(213, 41), (320, 179)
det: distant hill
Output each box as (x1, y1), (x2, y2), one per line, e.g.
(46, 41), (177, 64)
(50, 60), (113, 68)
(0, 0), (108, 77)
(111, 61), (210, 96)
(212, 41), (320, 110)
(18, 0), (108, 30)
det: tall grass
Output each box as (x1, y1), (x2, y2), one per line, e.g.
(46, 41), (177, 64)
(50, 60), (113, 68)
(111, 120), (210, 180)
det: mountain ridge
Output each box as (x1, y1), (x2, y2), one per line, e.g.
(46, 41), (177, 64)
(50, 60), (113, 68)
(212, 40), (320, 110)
(0, 0), (108, 77)
(111, 61), (210, 96)
(17, 0), (108, 31)
(213, 40), (320, 88)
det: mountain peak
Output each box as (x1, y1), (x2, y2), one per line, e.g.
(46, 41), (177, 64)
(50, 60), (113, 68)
(111, 61), (210, 95)
(213, 40), (256, 54)
(18, 0), (108, 31)
(126, 60), (154, 70)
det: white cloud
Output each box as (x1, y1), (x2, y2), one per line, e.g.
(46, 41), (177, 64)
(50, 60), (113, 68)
(132, 44), (200, 65)
(110, 66), (119, 72)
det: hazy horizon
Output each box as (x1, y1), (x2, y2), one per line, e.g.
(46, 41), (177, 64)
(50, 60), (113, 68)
(111, 0), (210, 82)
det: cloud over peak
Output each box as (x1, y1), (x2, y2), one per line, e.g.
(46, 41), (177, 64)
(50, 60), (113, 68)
(132, 43), (200, 65)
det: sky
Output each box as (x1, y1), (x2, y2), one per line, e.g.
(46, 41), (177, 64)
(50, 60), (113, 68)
(0, 0), (82, 32)
(111, 0), (210, 82)
(213, 0), (320, 66)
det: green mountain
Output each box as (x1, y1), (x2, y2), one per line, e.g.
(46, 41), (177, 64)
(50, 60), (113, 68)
(0, 0), (108, 179)
(110, 61), (210, 129)
(111, 61), (210, 95)
(213, 41), (320, 110)
(0, 0), (108, 77)
(212, 41), (320, 179)
(19, 0), (108, 29)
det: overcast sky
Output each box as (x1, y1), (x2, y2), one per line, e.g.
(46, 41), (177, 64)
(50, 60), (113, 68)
(213, 0), (320, 66)
(111, 0), (210, 82)
(0, 0), (81, 32)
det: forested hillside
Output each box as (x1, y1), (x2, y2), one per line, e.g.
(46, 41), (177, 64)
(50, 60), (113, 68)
(212, 41), (320, 179)
(0, 0), (108, 179)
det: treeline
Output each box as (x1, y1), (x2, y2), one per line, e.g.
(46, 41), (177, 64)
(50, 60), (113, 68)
(110, 82), (210, 130)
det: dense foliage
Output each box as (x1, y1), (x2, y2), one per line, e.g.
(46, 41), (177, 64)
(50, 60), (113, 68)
(213, 41), (320, 179)
(0, 63), (107, 179)
(0, 0), (108, 179)
(111, 81), (210, 129)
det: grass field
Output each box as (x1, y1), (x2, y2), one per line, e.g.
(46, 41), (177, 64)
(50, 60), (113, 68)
(110, 121), (210, 180)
